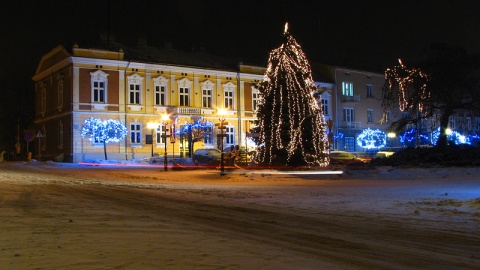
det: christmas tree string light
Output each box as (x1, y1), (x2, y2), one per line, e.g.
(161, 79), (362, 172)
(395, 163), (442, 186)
(384, 59), (430, 115)
(356, 128), (386, 149)
(255, 23), (329, 166)
(81, 117), (128, 160)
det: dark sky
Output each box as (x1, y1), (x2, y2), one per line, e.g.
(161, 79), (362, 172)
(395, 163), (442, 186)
(2, 0), (480, 80)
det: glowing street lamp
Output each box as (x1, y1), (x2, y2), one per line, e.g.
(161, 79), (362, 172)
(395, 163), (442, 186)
(162, 113), (170, 171)
(147, 122), (158, 157)
(218, 108), (227, 175)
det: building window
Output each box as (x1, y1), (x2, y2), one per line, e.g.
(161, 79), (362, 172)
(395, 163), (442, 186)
(224, 82), (235, 110)
(161, 121), (169, 144)
(321, 99), (329, 115)
(449, 116), (456, 129)
(155, 125), (167, 144)
(366, 84), (373, 98)
(128, 74), (143, 104)
(130, 123), (142, 145)
(345, 137), (355, 151)
(155, 126), (161, 144)
(343, 108), (355, 122)
(203, 89), (212, 108)
(178, 78), (192, 107)
(179, 87), (189, 106)
(58, 121), (64, 149)
(155, 85), (166, 106)
(367, 109), (374, 123)
(204, 126), (213, 145)
(153, 76), (168, 106)
(476, 117), (480, 130)
(226, 126), (235, 145)
(466, 117), (472, 131)
(57, 76), (64, 109)
(201, 80), (214, 108)
(252, 87), (261, 111)
(342, 82), (354, 96)
(384, 111), (391, 123)
(40, 83), (46, 116)
(41, 125), (47, 151)
(90, 70), (108, 103)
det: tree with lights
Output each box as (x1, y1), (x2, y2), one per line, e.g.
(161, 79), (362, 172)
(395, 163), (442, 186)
(254, 23), (329, 167)
(384, 45), (480, 148)
(419, 44), (480, 148)
(81, 117), (128, 160)
(383, 59), (430, 146)
(177, 120), (213, 158)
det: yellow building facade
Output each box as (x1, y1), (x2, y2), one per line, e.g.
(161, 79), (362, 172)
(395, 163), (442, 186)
(33, 43), (264, 162)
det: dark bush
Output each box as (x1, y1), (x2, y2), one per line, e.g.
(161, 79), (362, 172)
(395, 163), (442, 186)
(371, 145), (480, 167)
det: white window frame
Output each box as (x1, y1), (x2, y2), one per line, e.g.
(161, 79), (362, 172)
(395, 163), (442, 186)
(367, 109), (374, 123)
(343, 108), (355, 122)
(366, 84), (373, 98)
(90, 70), (108, 103)
(449, 116), (456, 129)
(319, 91), (331, 116)
(223, 82), (236, 110)
(155, 125), (162, 144)
(252, 87), (261, 112)
(345, 137), (355, 152)
(203, 125), (213, 146)
(226, 125), (235, 146)
(57, 75), (64, 110)
(466, 117), (472, 131)
(153, 76), (168, 106)
(161, 122), (168, 145)
(201, 80), (214, 108)
(321, 99), (329, 115)
(130, 122), (142, 146)
(385, 111), (391, 123)
(40, 83), (46, 117)
(128, 74), (143, 105)
(342, 82), (354, 96)
(178, 78), (192, 107)
(58, 121), (64, 149)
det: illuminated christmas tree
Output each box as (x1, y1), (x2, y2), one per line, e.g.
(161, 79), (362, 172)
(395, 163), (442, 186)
(254, 23), (329, 167)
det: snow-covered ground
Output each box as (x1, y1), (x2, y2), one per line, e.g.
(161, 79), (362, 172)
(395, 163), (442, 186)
(0, 160), (479, 269)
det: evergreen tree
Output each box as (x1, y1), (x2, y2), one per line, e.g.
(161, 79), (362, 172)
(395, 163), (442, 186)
(254, 23), (329, 167)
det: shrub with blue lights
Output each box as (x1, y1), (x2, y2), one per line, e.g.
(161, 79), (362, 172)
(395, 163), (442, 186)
(399, 128), (431, 147)
(431, 128), (479, 145)
(356, 128), (386, 149)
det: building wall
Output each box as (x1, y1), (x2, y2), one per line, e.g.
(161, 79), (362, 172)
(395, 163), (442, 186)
(333, 67), (402, 151)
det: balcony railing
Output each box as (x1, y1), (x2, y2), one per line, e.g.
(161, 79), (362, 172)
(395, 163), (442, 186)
(341, 95), (360, 103)
(341, 121), (361, 129)
(174, 107), (202, 115)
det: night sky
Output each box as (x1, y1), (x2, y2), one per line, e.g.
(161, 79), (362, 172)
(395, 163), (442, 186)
(2, 0), (480, 74)
(1, 0), (480, 103)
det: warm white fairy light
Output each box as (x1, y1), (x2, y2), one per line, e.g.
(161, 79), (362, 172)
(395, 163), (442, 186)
(385, 59), (430, 114)
(255, 23), (329, 167)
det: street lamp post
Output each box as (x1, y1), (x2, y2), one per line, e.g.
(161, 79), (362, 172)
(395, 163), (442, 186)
(162, 113), (170, 171)
(218, 109), (226, 175)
